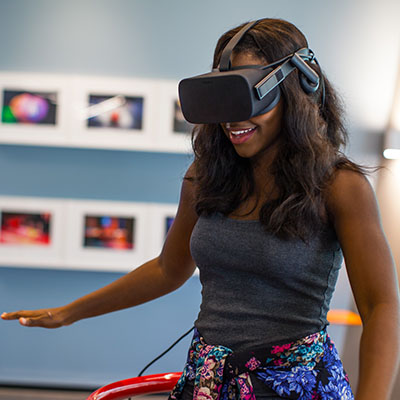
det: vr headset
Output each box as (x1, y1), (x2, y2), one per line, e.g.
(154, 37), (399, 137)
(178, 20), (322, 124)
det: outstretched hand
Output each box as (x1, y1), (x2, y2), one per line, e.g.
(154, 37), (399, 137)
(1, 307), (69, 328)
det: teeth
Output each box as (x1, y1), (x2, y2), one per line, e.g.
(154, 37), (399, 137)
(231, 127), (255, 136)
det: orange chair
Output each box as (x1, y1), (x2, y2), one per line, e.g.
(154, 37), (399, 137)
(327, 309), (362, 326)
(86, 372), (181, 400)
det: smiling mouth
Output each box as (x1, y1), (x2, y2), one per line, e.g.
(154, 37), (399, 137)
(229, 127), (257, 144)
(231, 127), (255, 136)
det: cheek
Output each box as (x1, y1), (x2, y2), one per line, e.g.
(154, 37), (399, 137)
(252, 105), (283, 132)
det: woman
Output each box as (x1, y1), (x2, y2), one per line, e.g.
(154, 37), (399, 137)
(2, 18), (399, 400)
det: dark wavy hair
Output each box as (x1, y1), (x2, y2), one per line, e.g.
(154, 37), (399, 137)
(191, 18), (367, 240)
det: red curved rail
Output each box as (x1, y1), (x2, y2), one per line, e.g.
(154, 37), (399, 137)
(86, 372), (181, 400)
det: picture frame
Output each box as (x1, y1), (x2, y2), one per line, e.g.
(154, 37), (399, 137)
(69, 75), (158, 151)
(155, 80), (193, 153)
(0, 196), (65, 268)
(0, 72), (71, 146)
(0, 72), (194, 154)
(0, 196), (198, 274)
(64, 199), (151, 272)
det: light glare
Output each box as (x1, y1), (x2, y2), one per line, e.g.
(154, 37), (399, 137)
(383, 148), (400, 159)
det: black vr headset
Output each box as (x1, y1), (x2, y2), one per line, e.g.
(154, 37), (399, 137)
(178, 20), (323, 124)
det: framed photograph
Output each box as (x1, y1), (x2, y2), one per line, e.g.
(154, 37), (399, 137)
(147, 203), (178, 259)
(155, 81), (193, 153)
(64, 200), (151, 272)
(0, 72), (71, 146)
(0, 196), (65, 267)
(0, 73), (196, 153)
(69, 76), (158, 151)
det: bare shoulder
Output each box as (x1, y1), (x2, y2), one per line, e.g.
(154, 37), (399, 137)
(327, 168), (373, 199)
(325, 168), (378, 223)
(184, 161), (197, 179)
(158, 162), (199, 281)
(180, 162), (197, 205)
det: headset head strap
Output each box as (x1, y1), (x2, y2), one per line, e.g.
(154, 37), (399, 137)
(219, 20), (259, 71)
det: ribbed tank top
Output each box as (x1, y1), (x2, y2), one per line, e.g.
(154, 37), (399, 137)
(190, 213), (343, 351)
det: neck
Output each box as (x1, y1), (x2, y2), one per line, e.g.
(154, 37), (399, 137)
(250, 139), (280, 190)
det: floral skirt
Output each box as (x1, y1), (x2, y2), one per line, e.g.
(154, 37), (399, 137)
(168, 328), (354, 400)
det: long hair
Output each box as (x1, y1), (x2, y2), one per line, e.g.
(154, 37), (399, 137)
(191, 18), (367, 239)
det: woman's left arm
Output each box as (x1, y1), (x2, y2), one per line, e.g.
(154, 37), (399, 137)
(326, 169), (400, 400)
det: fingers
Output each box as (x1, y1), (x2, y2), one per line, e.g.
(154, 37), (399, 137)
(19, 313), (55, 328)
(1, 310), (39, 320)
(2, 309), (62, 328)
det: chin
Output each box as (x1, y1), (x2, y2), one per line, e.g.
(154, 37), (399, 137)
(232, 146), (258, 159)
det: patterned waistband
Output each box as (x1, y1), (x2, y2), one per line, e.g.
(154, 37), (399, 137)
(221, 329), (327, 377)
(169, 328), (353, 400)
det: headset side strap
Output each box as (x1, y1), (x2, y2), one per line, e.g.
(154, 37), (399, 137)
(255, 60), (296, 100)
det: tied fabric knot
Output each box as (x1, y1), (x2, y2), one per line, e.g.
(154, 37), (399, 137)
(194, 343), (231, 400)
(169, 328), (354, 400)
(170, 334), (255, 400)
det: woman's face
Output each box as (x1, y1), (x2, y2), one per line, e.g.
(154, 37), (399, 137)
(220, 52), (284, 161)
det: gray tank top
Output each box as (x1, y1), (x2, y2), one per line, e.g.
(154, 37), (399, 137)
(190, 213), (343, 351)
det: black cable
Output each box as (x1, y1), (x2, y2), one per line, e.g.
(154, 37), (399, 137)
(137, 326), (195, 377)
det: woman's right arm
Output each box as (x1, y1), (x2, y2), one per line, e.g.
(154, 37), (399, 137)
(1, 167), (199, 328)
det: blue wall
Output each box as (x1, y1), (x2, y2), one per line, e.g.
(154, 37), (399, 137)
(0, 145), (191, 201)
(1, 267), (201, 387)
(1, 0), (399, 390)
